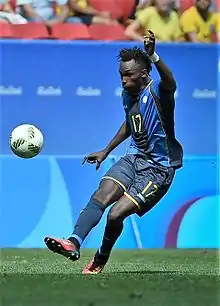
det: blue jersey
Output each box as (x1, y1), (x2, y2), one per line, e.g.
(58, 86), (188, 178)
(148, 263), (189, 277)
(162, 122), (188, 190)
(122, 79), (183, 169)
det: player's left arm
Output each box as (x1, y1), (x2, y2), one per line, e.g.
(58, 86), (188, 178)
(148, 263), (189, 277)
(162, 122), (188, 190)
(144, 30), (176, 91)
(154, 59), (176, 91)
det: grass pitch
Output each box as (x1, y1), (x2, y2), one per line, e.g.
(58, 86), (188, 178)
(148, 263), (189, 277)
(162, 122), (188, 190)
(1, 249), (219, 306)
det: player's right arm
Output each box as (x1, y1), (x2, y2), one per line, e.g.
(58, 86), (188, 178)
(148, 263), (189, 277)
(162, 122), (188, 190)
(83, 121), (130, 170)
(103, 120), (131, 155)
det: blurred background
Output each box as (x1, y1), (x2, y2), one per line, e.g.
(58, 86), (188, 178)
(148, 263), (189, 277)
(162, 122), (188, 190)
(0, 0), (219, 249)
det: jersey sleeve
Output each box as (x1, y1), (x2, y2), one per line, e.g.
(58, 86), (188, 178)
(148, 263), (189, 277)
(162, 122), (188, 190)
(151, 79), (175, 105)
(151, 80), (160, 98)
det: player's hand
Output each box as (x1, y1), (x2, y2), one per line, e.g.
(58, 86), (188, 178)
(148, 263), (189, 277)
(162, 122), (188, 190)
(144, 30), (156, 56)
(82, 151), (108, 170)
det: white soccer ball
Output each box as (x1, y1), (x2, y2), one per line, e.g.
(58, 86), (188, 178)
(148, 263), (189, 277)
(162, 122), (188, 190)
(10, 124), (43, 158)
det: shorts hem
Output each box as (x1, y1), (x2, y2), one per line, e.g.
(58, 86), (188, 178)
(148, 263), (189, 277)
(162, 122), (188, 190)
(124, 192), (141, 210)
(102, 176), (126, 191)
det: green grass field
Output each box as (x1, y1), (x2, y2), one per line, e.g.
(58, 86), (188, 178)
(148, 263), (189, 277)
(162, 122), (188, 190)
(1, 249), (219, 306)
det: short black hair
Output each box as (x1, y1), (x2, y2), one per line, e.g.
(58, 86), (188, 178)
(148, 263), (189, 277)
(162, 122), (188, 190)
(118, 47), (152, 74)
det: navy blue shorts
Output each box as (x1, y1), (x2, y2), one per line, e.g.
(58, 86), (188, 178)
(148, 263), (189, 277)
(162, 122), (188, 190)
(102, 154), (175, 217)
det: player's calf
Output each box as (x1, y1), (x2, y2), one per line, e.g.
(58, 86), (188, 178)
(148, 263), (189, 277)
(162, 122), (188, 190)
(82, 207), (130, 275)
(44, 180), (122, 262)
(69, 197), (106, 248)
(99, 196), (138, 257)
(68, 180), (123, 249)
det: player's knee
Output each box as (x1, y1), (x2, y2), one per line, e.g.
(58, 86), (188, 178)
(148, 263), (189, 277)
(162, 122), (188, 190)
(107, 207), (124, 223)
(92, 179), (122, 206)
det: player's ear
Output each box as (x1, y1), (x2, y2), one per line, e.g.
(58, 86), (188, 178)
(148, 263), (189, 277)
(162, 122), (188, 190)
(141, 69), (147, 78)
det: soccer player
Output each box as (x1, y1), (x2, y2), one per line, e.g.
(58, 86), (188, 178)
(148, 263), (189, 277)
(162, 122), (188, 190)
(44, 30), (183, 274)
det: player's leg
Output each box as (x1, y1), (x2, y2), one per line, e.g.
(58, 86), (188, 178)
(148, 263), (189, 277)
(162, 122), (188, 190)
(82, 195), (138, 274)
(44, 179), (123, 260)
(44, 156), (135, 261)
(83, 157), (175, 274)
(68, 156), (135, 248)
(68, 179), (123, 246)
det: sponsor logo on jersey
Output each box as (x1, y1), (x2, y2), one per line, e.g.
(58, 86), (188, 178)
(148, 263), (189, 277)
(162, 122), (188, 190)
(142, 96), (148, 104)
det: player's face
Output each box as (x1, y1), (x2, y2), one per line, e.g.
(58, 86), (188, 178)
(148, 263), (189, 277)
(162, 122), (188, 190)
(119, 60), (145, 94)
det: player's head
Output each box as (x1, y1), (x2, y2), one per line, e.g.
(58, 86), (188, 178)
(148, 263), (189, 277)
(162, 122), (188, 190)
(118, 47), (152, 94)
(196, 0), (211, 11)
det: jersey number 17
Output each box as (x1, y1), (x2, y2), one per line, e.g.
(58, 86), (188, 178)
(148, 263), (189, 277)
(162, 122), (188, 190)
(131, 114), (142, 133)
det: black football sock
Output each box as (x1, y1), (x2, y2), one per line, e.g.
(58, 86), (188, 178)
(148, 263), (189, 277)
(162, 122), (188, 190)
(99, 220), (124, 257)
(68, 199), (106, 248)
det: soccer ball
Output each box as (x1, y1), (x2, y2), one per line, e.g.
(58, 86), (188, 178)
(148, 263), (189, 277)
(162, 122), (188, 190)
(10, 124), (43, 158)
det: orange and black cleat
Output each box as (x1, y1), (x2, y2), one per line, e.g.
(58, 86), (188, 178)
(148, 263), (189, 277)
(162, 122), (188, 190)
(44, 236), (80, 261)
(82, 251), (109, 275)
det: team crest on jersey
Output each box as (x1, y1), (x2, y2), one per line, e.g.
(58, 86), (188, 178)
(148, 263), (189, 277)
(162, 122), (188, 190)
(142, 96), (148, 104)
